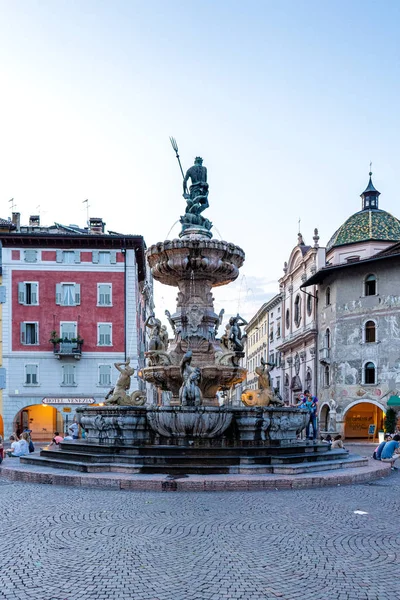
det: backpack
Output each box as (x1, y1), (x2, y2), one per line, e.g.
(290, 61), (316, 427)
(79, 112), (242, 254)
(29, 440), (35, 453)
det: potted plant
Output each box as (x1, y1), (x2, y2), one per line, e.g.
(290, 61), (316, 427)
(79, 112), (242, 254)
(49, 331), (62, 344)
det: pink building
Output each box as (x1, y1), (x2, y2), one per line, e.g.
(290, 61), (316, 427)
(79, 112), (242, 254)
(0, 214), (151, 440)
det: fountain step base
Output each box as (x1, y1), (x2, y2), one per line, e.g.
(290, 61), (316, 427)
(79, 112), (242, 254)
(20, 446), (366, 475)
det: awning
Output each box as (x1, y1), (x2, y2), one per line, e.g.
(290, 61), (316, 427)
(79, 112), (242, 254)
(387, 395), (400, 407)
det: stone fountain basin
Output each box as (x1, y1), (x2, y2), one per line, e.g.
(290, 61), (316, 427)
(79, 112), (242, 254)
(147, 406), (233, 438)
(146, 238), (245, 287)
(234, 407), (310, 442)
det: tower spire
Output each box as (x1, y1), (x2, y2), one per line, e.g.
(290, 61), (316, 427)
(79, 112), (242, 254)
(360, 166), (380, 211)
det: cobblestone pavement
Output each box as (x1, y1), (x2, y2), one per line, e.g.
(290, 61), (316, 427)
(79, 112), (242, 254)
(0, 463), (399, 600)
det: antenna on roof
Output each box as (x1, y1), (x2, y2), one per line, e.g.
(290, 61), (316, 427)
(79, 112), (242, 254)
(83, 199), (90, 225)
(9, 198), (15, 213)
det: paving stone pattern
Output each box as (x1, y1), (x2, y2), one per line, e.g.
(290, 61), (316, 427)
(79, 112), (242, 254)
(0, 469), (399, 600)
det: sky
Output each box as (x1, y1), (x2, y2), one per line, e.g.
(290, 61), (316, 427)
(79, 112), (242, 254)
(1, 0), (400, 323)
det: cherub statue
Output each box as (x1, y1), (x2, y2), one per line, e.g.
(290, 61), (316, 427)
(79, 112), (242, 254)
(105, 359), (146, 406)
(214, 308), (225, 336)
(221, 323), (231, 351)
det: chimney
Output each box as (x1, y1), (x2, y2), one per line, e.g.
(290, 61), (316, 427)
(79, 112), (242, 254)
(12, 212), (20, 232)
(29, 215), (40, 227)
(88, 218), (105, 234)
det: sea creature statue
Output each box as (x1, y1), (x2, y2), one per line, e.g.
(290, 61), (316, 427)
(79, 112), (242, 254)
(179, 350), (202, 406)
(242, 358), (285, 407)
(105, 360), (146, 406)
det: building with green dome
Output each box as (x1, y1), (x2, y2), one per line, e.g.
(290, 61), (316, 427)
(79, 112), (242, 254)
(326, 175), (400, 265)
(302, 175), (400, 441)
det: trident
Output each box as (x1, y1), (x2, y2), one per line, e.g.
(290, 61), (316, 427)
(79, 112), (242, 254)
(169, 136), (185, 180)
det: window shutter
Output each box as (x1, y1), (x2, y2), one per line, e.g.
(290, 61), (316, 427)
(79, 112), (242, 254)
(56, 250), (63, 263)
(31, 283), (38, 305)
(74, 250), (81, 264)
(18, 282), (26, 304)
(92, 251), (99, 264)
(75, 284), (81, 305)
(20, 322), (26, 344)
(24, 249), (37, 263)
(0, 368), (6, 389)
(56, 284), (62, 305)
(0, 286), (6, 304)
(110, 251), (117, 264)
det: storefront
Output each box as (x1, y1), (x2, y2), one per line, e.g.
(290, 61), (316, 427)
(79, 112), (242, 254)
(13, 397), (95, 441)
(344, 401), (384, 440)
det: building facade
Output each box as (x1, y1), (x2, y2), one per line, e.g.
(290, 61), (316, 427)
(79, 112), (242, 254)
(303, 176), (400, 438)
(277, 232), (324, 404)
(244, 304), (269, 390)
(0, 214), (150, 440)
(264, 293), (283, 397)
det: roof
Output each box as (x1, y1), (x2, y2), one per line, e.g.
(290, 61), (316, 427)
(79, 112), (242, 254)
(362, 176), (380, 195)
(326, 209), (400, 251)
(301, 240), (400, 287)
(0, 218), (16, 230)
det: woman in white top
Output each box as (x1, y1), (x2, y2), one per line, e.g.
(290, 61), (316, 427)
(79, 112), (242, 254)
(16, 432), (30, 456)
(6, 434), (20, 457)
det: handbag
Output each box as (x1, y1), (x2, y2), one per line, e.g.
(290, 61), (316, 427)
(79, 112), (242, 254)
(29, 440), (35, 453)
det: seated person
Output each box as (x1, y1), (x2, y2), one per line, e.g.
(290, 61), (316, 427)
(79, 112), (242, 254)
(50, 431), (64, 446)
(380, 434), (400, 469)
(331, 434), (344, 449)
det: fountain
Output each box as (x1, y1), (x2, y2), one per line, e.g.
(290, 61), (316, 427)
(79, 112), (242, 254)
(20, 146), (351, 476)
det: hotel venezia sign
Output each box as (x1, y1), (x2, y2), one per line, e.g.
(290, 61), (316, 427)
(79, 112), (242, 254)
(42, 397), (95, 405)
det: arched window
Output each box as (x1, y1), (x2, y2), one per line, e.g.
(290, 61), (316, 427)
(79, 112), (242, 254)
(324, 365), (330, 386)
(294, 295), (301, 327)
(307, 294), (313, 316)
(286, 308), (290, 329)
(365, 274), (376, 296)
(326, 287), (331, 306)
(325, 328), (331, 349)
(365, 320), (376, 343)
(364, 361), (376, 384)
(305, 368), (312, 390)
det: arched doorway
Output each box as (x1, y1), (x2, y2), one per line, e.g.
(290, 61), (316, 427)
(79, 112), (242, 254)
(344, 401), (384, 440)
(320, 404), (330, 432)
(13, 404), (63, 442)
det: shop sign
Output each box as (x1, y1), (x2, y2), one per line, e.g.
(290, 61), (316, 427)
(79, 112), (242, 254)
(62, 407), (72, 413)
(42, 397), (95, 405)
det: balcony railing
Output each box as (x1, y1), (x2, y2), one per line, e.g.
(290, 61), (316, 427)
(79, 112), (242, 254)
(53, 341), (83, 359)
(319, 347), (330, 363)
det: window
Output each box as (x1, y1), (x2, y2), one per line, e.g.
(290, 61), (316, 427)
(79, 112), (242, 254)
(276, 352), (281, 368)
(25, 364), (38, 385)
(365, 274), (376, 296)
(276, 323), (281, 338)
(325, 287), (331, 306)
(286, 308), (290, 329)
(98, 323), (112, 346)
(269, 353), (274, 366)
(325, 328), (331, 349)
(60, 322), (77, 341)
(56, 250), (80, 264)
(99, 364), (112, 386)
(307, 294), (313, 316)
(20, 322), (38, 345)
(18, 282), (38, 305)
(24, 249), (37, 263)
(324, 365), (330, 386)
(56, 283), (81, 306)
(364, 361), (376, 384)
(294, 295), (301, 327)
(269, 328), (274, 342)
(365, 320), (376, 343)
(97, 284), (112, 306)
(62, 364), (76, 386)
(275, 377), (281, 393)
(92, 251), (117, 265)
(63, 251), (75, 264)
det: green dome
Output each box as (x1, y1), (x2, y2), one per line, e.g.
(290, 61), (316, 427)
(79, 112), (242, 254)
(326, 209), (400, 251)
